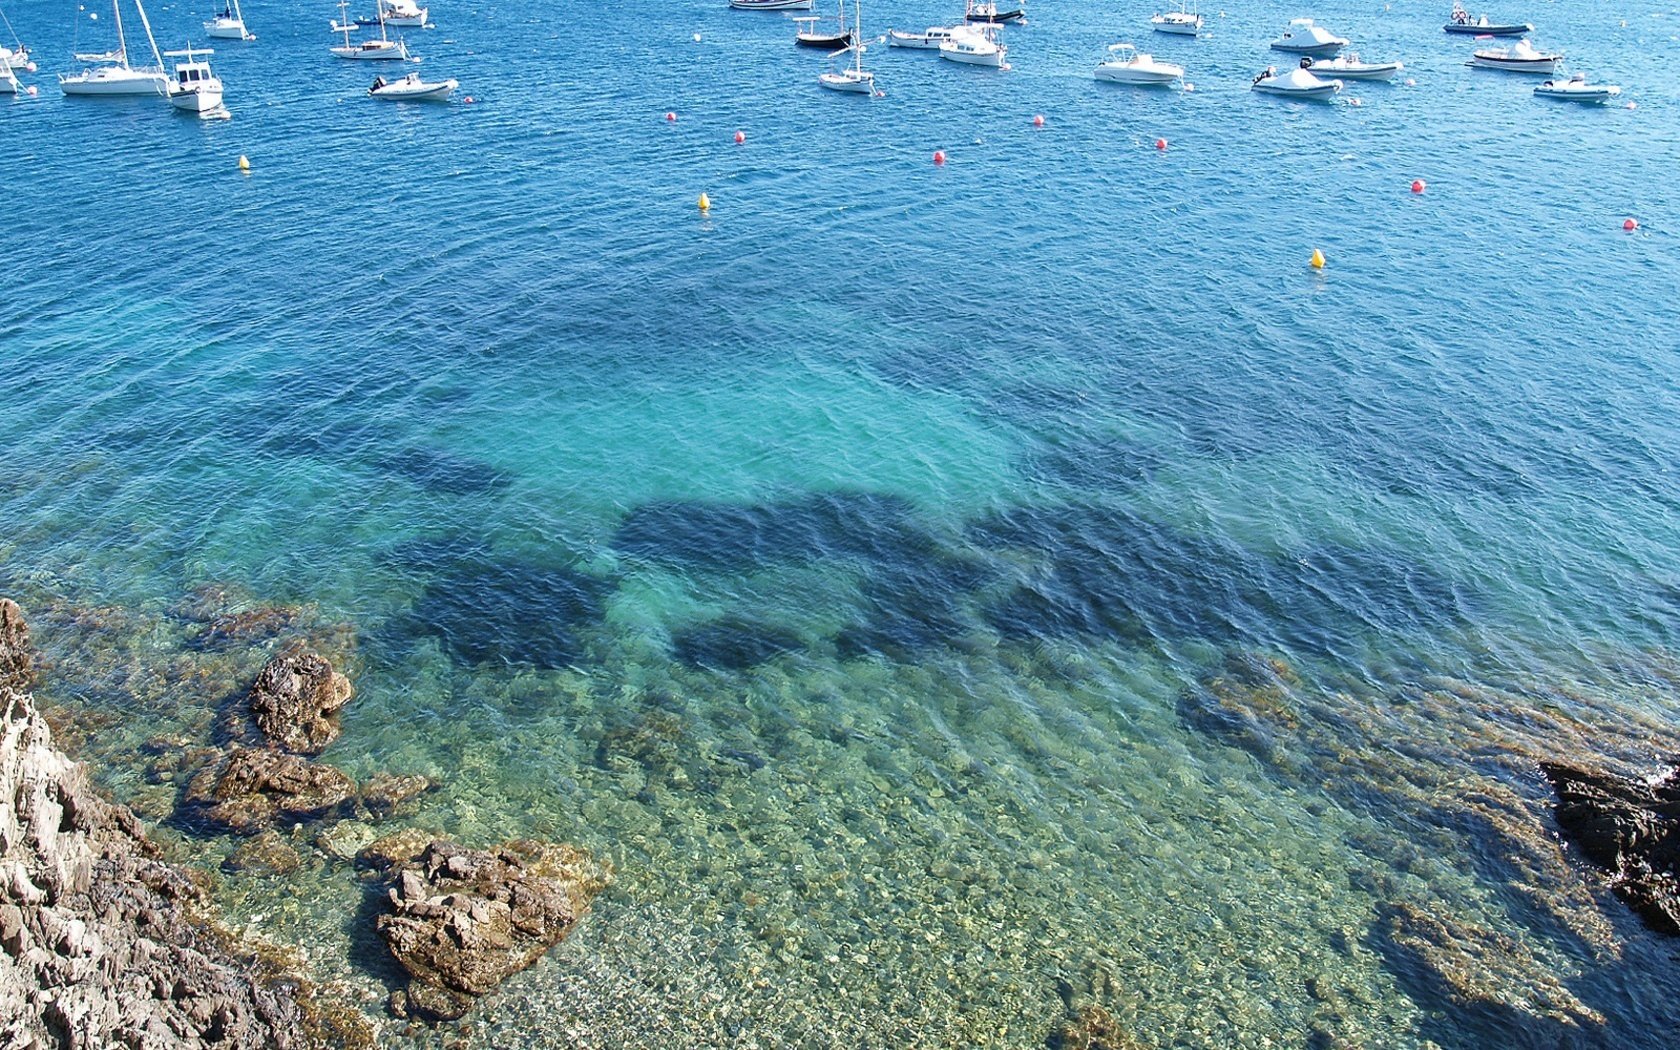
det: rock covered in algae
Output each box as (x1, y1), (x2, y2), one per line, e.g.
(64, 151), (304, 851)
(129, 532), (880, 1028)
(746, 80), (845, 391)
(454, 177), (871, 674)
(247, 645), (355, 755)
(183, 746), (358, 835)
(1046, 1003), (1148, 1050)
(376, 837), (611, 1021)
(1542, 760), (1680, 934)
(223, 829), (304, 876)
(0, 598), (370, 1048)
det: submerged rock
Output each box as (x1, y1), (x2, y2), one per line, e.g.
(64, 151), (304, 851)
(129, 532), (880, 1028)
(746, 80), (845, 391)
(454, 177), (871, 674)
(376, 838), (611, 1021)
(1542, 760), (1680, 934)
(1046, 1003), (1147, 1050)
(224, 830), (304, 876)
(1, 598), (369, 1048)
(183, 747), (358, 835)
(248, 646), (355, 755)
(359, 771), (435, 820)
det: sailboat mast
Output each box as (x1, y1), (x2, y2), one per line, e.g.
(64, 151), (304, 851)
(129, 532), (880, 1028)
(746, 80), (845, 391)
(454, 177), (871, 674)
(131, 0), (164, 73)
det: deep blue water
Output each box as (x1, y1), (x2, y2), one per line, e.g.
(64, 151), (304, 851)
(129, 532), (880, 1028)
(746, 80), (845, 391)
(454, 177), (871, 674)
(5, 0), (1680, 1046)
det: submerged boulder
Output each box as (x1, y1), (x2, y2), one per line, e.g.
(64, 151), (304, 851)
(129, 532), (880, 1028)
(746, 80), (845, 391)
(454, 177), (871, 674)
(376, 838), (611, 1021)
(1542, 760), (1680, 934)
(248, 646), (354, 755)
(183, 747), (357, 835)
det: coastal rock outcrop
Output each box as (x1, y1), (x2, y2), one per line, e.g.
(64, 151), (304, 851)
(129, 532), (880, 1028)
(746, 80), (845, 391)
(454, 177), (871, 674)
(183, 746), (358, 835)
(247, 646), (354, 755)
(373, 836), (611, 1021)
(1541, 760), (1680, 934)
(1, 598), (368, 1048)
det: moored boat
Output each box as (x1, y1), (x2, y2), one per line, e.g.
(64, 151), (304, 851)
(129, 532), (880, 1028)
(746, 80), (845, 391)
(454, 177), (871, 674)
(369, 70), (456, 100)
(818, 0), (876, 93)
(887, 26), (955, 49)
(59, 0), (167, 96)
(729, 0), (815, 10)
(1305, 53), (1403, 81)
(203, 0), (254, 41)
(939, 23), (1007, 68)
(964, 1), (1024, 24)
(794, 4), (851, 50)
(1094, 43), (1183, 86)
(1251, 64), (1342, 100)
(1444, 3), (1531, 36)
(1534, 72), (1620, 102)
(1270, 19), (1347, 57)
(330, 0), (410, 60)
(1150, 3), (1202, 37)
(164, 44), (222, 114)
(1467, 38), (1560, 73)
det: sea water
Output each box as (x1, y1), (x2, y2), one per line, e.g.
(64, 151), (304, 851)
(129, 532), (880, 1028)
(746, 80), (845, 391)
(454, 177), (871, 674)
(4, 0), (1680, 1046)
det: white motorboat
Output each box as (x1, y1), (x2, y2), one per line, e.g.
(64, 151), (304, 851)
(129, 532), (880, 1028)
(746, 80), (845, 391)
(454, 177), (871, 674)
(729, 0), (815, 10)
(1251, 64), (1342, 100)
(203, 0), (254, 41)
(164, 44), (222, 113)
(939, 24), (1007, 68)
(1094, 43), (1183, 86)
(60, 0), (167, 96)
(1467, 38), (1560, 74)
(1150, 3), (1202, 37)
(1306, 53), (1403, 81)
(369, 70), (456, 100)
(376, 0), (428, 27)
(331, 0), (410, 60)
(1444, 3), (1531, 36)
(819, 0), (876, 93)
(1533, 72), (1621, 102)
(888, 26), (956, 49)
(1270, 19), (1347, 57)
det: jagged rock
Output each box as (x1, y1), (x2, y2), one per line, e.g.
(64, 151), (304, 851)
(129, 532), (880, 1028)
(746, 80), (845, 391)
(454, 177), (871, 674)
(224, 830), (303, 876)
(375, 838), (610, 1021)
(360, 771), (435, 820)
(248, 647), (354, 755)
(1542, 760), (1680, 935)
(1, 598), (370, 1048)
(356, 828), (439, 874)
(183, 747), (357, 835)
(1046, 1003), (1147, 1050)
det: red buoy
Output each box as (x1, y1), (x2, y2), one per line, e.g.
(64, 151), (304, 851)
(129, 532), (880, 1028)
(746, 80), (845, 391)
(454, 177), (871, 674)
(1155, 138), (1167, 151)
(1411, 179), (1426, 194)
(933, 150), (946, 165)
(665, 112), (677, 122)
(1032, 114), (1045, 127)
(1624, 218), (1639, 231)
(734, 130), (745, 144)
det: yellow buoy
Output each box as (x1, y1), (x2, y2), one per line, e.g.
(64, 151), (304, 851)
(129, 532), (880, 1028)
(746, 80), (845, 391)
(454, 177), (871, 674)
(697, 192), (711, 211)
(238, 155), (250, 172)
(1309, 248), (1325, 270)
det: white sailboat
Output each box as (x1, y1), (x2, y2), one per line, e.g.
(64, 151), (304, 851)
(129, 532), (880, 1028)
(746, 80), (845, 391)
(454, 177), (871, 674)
(60, 0), (168, 96)
(164, 44), (223, 114)
(1, 1), (33, 73)
(203, 0), (254, 41)
(331, 0), (410, 60)
(819, 0), (876, 93)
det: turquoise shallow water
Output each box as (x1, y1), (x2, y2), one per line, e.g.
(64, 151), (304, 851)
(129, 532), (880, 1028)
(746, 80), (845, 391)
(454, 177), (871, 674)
(6, 0), (1680, 1046)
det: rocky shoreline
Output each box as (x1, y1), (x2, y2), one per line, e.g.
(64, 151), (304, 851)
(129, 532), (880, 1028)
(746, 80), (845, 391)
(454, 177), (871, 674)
(2, 597), (610, 1045)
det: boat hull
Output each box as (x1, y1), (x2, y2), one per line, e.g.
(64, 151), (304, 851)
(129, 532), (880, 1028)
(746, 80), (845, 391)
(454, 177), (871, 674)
(940, 48), (1005, 67)
(818, 71), (873, 92)
(1271, 41), (1345, 56)
(797, 33), (852, 49)
(1468, 54), (1559, 73)
(1310, 62), (1402, 81)
(888, 29), (948, 49)
(965, 10), (1025, 23)
(59, 70), (168, 96)
(1444, 22), (1530, 36)
(1151, 20), (1201, 36)
(372, 78), (456, 101)
(1253, 82), (1341, 100)
(331, 44), (409, 61)
(730, 0), (814, 9)
(168, 85), (223, 112)
(1534, 84), (1619, 102)
(1094, 65), (1181, 85)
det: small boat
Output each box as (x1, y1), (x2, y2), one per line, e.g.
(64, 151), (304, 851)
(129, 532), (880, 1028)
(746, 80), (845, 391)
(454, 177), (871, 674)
(939, 23), (1008, 68)
(1150, 3), (1202, 37)
(1305, 53), (1403, 81)
(1443, 3), (1531, 36)
(1467, 37), (1560, 73)
(330, 0), (410, 60)
(964, 1), (1025, 24)
(1534, 72), (1621, 102)
(887, 26), (956, 49)
(1252, 64), (1342, 100)
(164, 44), (222, 114)
(203, 0), (254, 41)
(1270, 19), (1347, 57)
(369, 70), (456, 100)
(0, 44), (29, 73)
(729, 0), (815, 10)
(1094, 43), (1183, 86)
(818, 0), (876, 93)
(794, 4), (850, 50)
(60, 0), (168, 96)
(376, 0), (428, 27)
